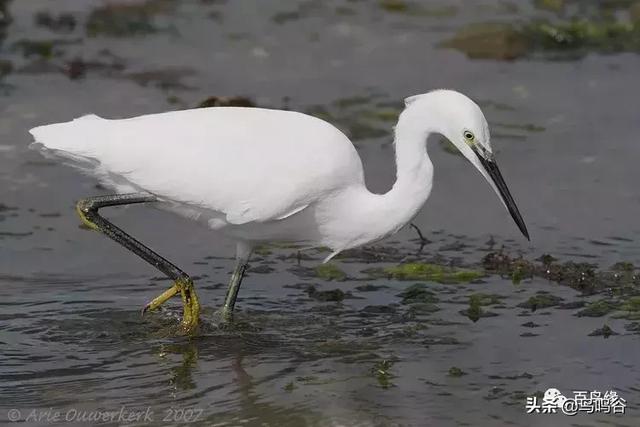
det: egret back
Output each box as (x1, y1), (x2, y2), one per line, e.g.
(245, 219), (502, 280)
(29, 107), (365, 224)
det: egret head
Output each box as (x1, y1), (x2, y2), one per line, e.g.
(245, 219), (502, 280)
(405, 90), (529, 240)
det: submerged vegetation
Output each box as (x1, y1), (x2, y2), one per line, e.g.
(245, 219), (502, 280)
(86, 0), (175, 37)
(366, 263), (484, 284)
(305, 94), (398, 142)
(314, 263), (348, 281)
(443, 0), (640, 60)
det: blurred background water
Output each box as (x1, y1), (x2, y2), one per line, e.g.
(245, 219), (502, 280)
(1, 1), (640, 426)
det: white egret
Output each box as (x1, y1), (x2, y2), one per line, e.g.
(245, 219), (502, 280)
(29, 89), (528, 333)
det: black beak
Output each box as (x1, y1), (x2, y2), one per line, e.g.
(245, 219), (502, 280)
(473, 146), (529, 240)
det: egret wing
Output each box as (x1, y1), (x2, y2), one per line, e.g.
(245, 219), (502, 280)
(29, 107), (364, 224)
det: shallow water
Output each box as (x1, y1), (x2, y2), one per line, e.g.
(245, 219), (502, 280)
(1, 1), (640, 426)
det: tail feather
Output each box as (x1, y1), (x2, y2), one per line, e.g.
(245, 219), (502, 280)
(29, 114), (103, 153)
(27, 114), (138, 192)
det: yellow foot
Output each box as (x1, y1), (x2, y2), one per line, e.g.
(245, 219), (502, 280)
(142, 277), (200, 335)
(76, 200), (99, 231)
(178, 277), (200, 334)
(142, 283), (179, 313)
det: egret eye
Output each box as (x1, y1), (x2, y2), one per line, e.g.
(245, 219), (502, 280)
(463, 131), (475, 142)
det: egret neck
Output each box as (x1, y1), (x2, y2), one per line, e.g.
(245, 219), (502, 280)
(324, 103), (435, 251)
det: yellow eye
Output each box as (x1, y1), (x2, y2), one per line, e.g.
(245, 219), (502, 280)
(463, 131), (475, 141)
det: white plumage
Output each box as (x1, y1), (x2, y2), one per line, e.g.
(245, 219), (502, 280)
(29, 90), (527, 261)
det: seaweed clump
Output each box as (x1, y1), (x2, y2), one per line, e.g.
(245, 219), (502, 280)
(442, 5), (640, 61)
(198, 96), (256, 108)
(371, 359), (395, 389)
(86, 0), (174, 37)
(482, 250), (607, 292)
(367, 262), (483, 284)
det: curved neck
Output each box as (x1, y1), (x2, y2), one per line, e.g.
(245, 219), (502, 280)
(335, 107), (435, 249)
(381, 107), (435, 230)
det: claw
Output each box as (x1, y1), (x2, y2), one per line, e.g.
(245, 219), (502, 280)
(141, 279), (200, 334)
(177, 277), (200, 334)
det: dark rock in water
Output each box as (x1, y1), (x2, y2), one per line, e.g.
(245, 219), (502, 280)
(338, 245), (404, 263)
(127, 67), (195, 90)
(0, 0), (11, 33)
(520, 321), (540, 328)
(459, 308), (498, 322)
(198, 96), (256, 108)
(355, 284), (388, 292)
(35, 11), (77, 33)
(283, 282), (314, 290)
(588, 324), (618, 338)
(624, 322), (640, 333)
(64, 57), (87, 79)
(247, 265), (274, 274)
(0, 59), (11, 78)
(557, 301), (586, 310)
(423, 336), (459, 346)
(305, 285), (345, 302)
(361, 305), (396, 314)
(488, 372), (534, 380)
(519, 332), (539, 337)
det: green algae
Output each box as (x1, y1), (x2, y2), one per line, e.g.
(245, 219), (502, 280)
(198, 96), (256, 108)
(612, 296), (640, 320)
(510, 259), (535, 284)
(517, 293), (563, 311)
(441, 23), (528, 60)
(633, 2), (640, 23)
(305, 94), (396, 142)
(447, 366), (466, 377)
(379, 0), (409, 13)
(576, 299), (619, 317)
(611, 261), (635, 272)
(460, 294), (501, 322)
(483, 252), (535, 282)
(534, 0), (565, 12)
(407, 302), (441, 315)
(314, 263), (347, 281)
(588, 324), (618, 338)
(12, 39), (56, 59)
(442, 16), (640, 60)
(482, 250), (625, 292)
(371, 359), (395, 389)
(374, 263), (483, 284)
(86, 0), (174, 37)
(468, 293), (505, 306)
(271, 11), (301, 25)
(397, 283), (439, 304)
(621, 296), (640, 312)
(314, 339), (378, 357)
(465, 295), (482, 322)
(253, 245), (273, 256)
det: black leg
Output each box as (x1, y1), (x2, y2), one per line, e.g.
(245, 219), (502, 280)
(76, 193), (200, 333)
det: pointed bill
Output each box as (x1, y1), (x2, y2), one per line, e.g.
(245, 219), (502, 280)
(472, 146), (529, 240)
